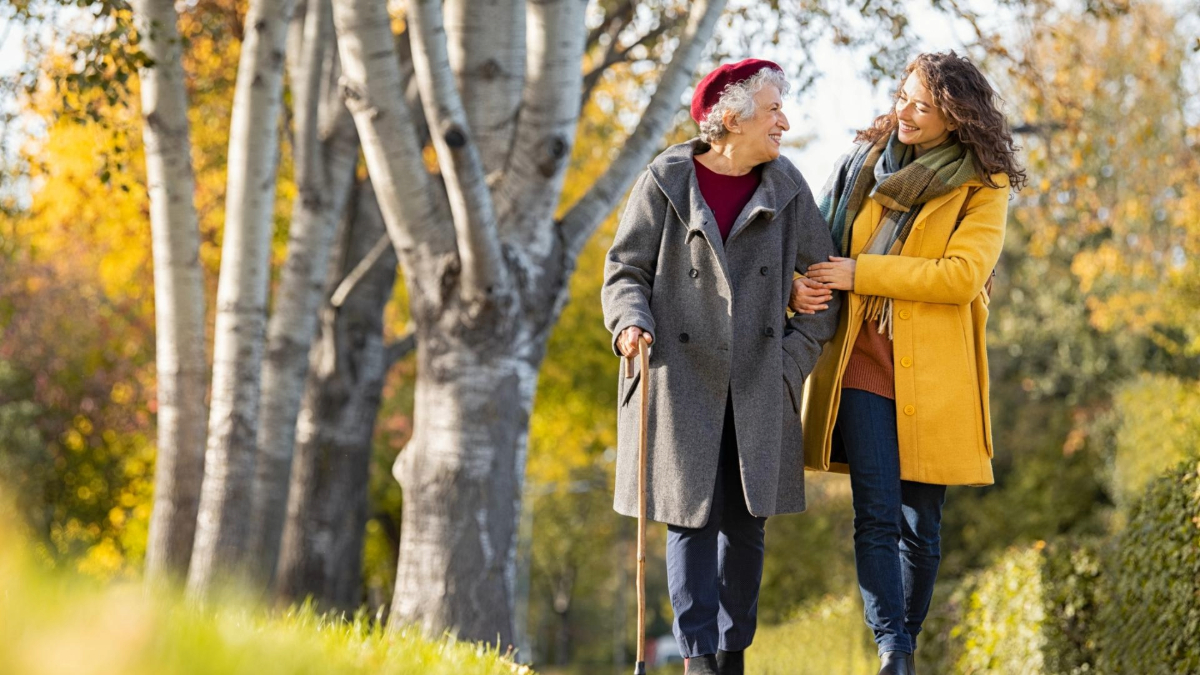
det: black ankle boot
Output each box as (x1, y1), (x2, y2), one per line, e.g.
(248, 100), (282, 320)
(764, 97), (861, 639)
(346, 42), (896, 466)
(878, 651), (914, 675)
(716, 648), (744, 675)
(686, 653), (719, 675)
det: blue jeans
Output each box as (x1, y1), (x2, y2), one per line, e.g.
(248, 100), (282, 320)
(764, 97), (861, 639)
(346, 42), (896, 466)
(834, 389), (947, 656)
(666, 395), (766, 657)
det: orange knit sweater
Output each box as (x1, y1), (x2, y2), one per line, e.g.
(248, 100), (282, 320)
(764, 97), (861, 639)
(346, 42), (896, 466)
(842, 319), (895, 400)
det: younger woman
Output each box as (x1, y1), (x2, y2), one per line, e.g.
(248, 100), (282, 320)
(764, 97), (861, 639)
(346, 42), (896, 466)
(791, 51), (1026, 675)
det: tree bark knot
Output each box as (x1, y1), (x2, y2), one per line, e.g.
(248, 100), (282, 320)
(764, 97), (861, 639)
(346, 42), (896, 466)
(537, 135), (570, 178)
(413, 252), (530, 349)
(443, 125), (467, 149)
(337, 79), (375, 117)
(479, 58), (503, 80)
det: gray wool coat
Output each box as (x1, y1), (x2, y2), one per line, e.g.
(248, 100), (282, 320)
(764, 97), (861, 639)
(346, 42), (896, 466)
(601, 138), (842, 528)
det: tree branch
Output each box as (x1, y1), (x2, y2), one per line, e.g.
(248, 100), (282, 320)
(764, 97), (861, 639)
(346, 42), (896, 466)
(445, 0), (524, 175)
(584, 0), (636, 54)
(560, 0), (727, 260)
(384, 332), (417, 367)
(580, 14), (681, 107)
(494, 0), (588, 231)
(331, 0), (454, 257)
(330, 233), (392, 308)
(289, 0), (329, 195)
(406, 0), (506, 301)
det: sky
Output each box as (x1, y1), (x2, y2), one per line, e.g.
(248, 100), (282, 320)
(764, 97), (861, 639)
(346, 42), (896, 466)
(776, 5), (976, 182)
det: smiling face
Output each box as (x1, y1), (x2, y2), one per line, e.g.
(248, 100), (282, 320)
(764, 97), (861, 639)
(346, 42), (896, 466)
(895, 73), (957, 154)
(725, 84), (789, 165)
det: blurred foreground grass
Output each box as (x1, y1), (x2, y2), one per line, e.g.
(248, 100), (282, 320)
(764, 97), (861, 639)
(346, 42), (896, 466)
(0, 513), (526, 675)
(746, 595), (875, 675)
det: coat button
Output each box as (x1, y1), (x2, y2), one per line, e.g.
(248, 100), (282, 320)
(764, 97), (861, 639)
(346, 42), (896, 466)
(689, 268), (699, 278)
(900, 356), (913, 368)
(916, 222), (925, 230)
(760, 266), (768, 276)
(679, 333), (690, 343)
(903, 404), (916, 416)
(898, 309), (911, 320)
(764, 327), (775, 337)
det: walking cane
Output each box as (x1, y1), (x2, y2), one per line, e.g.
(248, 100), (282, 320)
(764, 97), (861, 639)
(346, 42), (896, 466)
(625, 335), (650, 675)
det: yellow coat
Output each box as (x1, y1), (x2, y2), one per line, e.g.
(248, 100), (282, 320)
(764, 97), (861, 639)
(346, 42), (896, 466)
(801, 174), (1009, 486)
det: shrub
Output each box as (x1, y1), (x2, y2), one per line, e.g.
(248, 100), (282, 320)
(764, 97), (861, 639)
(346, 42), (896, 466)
(922, 540), (1103, 674)
(1108, 374), (1200, 511)
(1098, 460), (1200, 675)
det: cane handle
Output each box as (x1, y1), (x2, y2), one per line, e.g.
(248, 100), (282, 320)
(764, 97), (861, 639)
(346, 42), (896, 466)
(624, 333), (650, 378)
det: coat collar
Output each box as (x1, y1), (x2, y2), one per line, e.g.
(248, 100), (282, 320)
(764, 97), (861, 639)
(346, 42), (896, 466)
(647, 138), (805, 251)
(852, 183), (975, 256)
(911, 173), (1004, 228)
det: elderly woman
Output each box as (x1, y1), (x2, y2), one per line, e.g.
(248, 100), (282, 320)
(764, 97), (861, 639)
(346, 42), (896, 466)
(601, 59), (841, 675)
(790, 51), (1026, 675)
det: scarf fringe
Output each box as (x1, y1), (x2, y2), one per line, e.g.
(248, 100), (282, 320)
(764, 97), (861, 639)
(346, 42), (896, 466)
(863, 295), (895, 341)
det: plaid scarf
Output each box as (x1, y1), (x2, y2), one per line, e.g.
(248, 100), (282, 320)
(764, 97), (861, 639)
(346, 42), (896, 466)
(817, 132), (978, 337)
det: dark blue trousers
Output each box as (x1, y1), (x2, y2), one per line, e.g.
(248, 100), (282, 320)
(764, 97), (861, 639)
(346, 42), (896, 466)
(666, 396), (766, 658)
(835, 388), (947, 656)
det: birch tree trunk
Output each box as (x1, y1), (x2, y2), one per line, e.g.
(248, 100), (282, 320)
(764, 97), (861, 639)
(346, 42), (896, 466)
(187, 0), (297, 596)
(246, 0), (361, 585)
(275, 180), (405, 609)
(333, 0), (725, 642)
(132, 0), (210, 580)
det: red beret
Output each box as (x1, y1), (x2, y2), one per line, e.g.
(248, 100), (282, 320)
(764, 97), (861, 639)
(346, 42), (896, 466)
(690, 58), (784, 124)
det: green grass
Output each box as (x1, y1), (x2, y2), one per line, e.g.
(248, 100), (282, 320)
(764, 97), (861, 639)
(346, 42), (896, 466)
(746, 595), (876, 675)
(0, 518), (527, 675)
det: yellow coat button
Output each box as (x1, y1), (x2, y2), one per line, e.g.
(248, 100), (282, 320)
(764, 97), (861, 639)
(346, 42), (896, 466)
(903, 404), (916, 416)
(901, 356), (913, 368)
(898, 309), (911, 320)
(915, 222), (925, 230)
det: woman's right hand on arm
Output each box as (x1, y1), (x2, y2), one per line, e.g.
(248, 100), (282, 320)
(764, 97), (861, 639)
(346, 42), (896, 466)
(617, 327), (653, 358)
(789, 276), (833, 315)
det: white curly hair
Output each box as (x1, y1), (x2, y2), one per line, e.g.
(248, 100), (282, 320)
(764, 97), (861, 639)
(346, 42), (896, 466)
(697, 67), (791, 144)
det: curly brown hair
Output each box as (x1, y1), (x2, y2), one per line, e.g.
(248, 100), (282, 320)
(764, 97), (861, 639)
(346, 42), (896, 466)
(856, 51), (1027, 191)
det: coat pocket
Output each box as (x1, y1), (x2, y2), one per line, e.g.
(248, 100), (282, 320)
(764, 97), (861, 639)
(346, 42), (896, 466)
(782, 369), (801, 415)
(621, 370), (642, 408)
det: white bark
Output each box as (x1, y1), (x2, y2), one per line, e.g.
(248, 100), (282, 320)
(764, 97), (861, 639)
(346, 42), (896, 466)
(407, 0), (507, 302)
(391, 346), (540, 646)
(187, 0), (297, 596)
(331, 0), (454, 257)
(445, 0), (524, 175)
(247, 0), (361, 585)
(133, 0), (210, 581)
(561, 0), (727, 259)
(494, 0), (588, 244)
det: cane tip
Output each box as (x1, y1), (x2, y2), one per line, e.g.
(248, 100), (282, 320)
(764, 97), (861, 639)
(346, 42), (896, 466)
(633, 662), (646, 675)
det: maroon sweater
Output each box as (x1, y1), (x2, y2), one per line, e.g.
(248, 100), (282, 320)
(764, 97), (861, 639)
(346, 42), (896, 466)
(694, 158), (761, 241)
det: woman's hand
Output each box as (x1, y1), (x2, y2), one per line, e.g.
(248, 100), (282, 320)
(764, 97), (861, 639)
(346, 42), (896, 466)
(789, 276), (833, 314)
(807, 256), (856, 291)
(617, 326), (653, 358)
